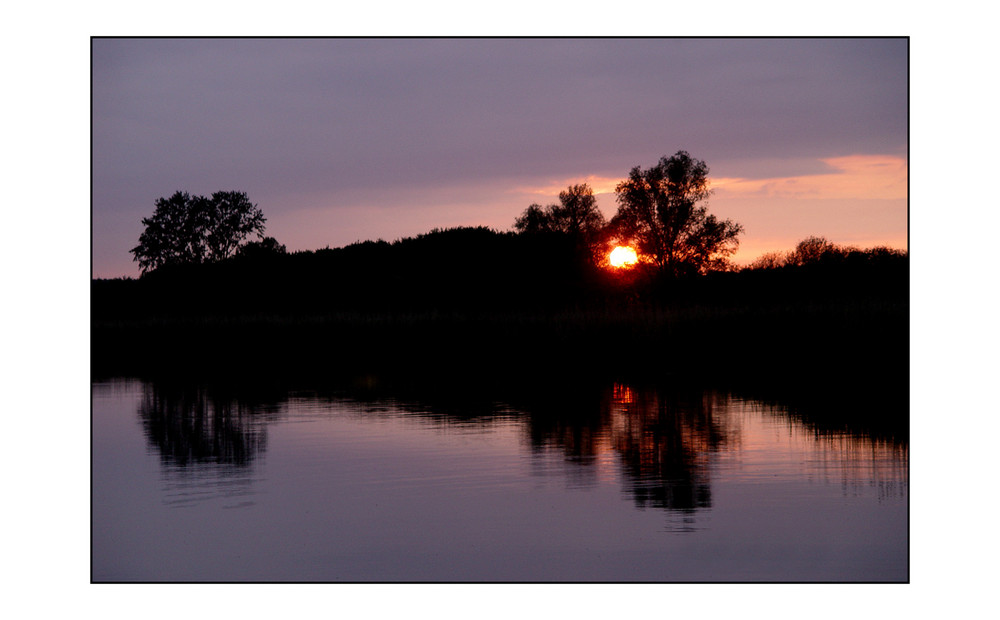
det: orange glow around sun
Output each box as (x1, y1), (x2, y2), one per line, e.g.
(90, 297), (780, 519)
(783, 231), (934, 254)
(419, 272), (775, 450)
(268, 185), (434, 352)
(609, 246), (638, 268)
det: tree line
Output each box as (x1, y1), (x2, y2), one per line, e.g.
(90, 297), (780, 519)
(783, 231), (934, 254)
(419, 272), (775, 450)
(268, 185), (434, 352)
(745, 235), (906, 270)
(125, 150), (904, 285)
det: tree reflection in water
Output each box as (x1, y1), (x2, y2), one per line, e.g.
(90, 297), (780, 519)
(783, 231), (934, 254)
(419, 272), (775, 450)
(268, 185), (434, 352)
(610, 384), (731, 511)
(131, 375), (904, 517)
(524, 382), (734, 513)
(137, 382), (279, 468)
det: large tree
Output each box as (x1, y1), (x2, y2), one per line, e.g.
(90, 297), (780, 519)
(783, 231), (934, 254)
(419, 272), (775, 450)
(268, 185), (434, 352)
(131, 190), (266, 273)
(610, 151), (742, 276)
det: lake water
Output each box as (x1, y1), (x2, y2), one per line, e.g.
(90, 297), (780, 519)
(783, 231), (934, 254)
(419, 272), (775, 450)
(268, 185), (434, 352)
(92, 376), (907, 582)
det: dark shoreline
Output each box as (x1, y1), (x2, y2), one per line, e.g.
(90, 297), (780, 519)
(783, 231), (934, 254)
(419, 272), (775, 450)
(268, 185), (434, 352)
(93, 298), (908, 443)
(92, 228), (908, 442)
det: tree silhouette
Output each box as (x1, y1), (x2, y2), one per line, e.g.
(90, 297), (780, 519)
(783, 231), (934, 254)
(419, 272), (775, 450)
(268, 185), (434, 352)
(551, 184), (607, 241)
(746, 250), (785, 270)
(513, 203), (552, 235)
(131, 190), (266, 274)
(785, 235), (842, 266)
(202, 191), (268, 262)
(513, 183), (607, 257)
(610, 151), (742, 276)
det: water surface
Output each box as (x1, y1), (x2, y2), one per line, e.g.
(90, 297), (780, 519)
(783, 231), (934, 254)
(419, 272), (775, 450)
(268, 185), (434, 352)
(92, 377), (907, 582)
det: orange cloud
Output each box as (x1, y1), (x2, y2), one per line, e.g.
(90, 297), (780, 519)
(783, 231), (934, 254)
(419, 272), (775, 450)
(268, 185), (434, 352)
(513, 155), (907, 204)
(512, 175), (623, 197)
(712, 155), (907, 201)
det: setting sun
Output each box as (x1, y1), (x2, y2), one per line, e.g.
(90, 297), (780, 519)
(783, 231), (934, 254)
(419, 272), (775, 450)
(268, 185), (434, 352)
(609, 245), (638, 268)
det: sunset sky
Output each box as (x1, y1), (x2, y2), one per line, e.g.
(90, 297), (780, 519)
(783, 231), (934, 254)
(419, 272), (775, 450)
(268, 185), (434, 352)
(92, 37), (907, 278)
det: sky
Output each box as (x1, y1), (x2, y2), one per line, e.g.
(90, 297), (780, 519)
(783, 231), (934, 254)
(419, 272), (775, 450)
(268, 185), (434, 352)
(92, 37), (908, 278)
